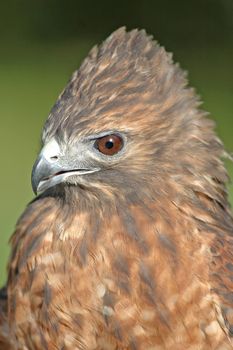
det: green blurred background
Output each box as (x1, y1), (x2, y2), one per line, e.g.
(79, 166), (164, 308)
(0, 0), (232, 285)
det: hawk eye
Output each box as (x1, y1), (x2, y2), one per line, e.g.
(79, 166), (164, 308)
(95, 134), (123, 156)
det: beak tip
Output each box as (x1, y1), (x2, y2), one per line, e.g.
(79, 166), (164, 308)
(31, 154), (61, 195)
(31, 174), (38, 195)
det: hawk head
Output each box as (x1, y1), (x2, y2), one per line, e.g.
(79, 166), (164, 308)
(31, 27), (226, 207)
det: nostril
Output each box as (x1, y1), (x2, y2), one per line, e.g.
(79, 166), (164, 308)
(50, 155), (59, 161)
(40, 138), (61, 163)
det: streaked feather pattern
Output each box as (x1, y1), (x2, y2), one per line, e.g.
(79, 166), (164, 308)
(1, 27), (233, 349)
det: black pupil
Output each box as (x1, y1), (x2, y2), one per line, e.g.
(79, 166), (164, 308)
(105, 140), (114, 149)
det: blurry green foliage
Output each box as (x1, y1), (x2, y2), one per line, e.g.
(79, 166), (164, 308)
(0, 0), (232, 284)
(0, 0), (233, 47)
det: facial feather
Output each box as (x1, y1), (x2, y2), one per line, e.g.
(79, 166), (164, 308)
(38, 28), (227, 215)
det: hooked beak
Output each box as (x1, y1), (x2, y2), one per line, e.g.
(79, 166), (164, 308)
(31, 139), (99, 194)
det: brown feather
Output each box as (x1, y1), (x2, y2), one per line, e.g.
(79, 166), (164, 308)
(2, 27), (233, 349)
(0, 287), (15, 349)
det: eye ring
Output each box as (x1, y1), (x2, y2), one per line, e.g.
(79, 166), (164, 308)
(95, 134), (123, 156)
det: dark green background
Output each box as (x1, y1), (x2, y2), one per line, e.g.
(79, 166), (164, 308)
(0, 0), (233, 284)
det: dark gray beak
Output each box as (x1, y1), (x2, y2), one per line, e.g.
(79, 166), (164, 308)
(31, 154), (63, 194)
(31, 138), (100, 194)
(31, 138), (65, 194)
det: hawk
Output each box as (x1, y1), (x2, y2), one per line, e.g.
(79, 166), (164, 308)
(1, 27), (233, 350)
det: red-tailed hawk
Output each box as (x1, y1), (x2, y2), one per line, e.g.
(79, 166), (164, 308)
(1, 27), (233, 350)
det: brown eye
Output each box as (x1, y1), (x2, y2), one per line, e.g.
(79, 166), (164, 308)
(95, 134), (123, 156)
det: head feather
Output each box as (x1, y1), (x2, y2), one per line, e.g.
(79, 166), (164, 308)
(42, 28), (229, 214)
